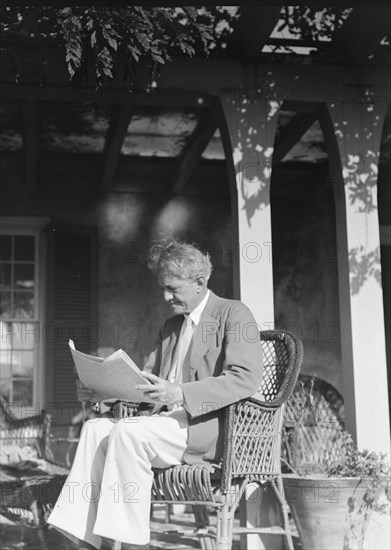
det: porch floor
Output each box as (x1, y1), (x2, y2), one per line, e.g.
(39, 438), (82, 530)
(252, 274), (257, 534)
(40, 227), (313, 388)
(1, 504), (301, 549)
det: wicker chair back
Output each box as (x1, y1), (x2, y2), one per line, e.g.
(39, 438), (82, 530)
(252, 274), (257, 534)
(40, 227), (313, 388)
(0, 398), (50, 459)
(221, 330), (303, 488)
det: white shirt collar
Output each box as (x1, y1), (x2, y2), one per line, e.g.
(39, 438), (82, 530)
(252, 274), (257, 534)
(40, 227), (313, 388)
(187, 289), (210, 327)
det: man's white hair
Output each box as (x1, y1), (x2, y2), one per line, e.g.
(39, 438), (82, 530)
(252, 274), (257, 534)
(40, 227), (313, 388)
(148, 238), (212, 281)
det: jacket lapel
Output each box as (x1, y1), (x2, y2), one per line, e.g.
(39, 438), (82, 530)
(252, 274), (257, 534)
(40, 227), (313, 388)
(189, 291), (221, 378)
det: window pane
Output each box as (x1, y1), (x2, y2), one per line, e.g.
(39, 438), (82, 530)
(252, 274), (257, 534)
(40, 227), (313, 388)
(13, 379), (33, 406)
(0, 358), (12, 380)
(12, 351), (34, 377)
(0, 291), (12, 318)
(0, 235), (12, 261)
(0, 321), (13, 349)
(14, 264), (35, 289)
(14, 236), (35, 261)
(13, 322), (37, 350)
(0, 352), (12, 378)
(0, 264), (12, 290)
(14, 291), (34, 319)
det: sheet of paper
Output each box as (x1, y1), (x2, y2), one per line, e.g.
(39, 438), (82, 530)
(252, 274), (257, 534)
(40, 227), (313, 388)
(69, 340), (154, 403)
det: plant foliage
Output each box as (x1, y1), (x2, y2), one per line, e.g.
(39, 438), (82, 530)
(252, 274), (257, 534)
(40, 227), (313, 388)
(1, 5), (236, 88)
(287, 376), (390, 506)
(325, 431), (390, 505)
(278, 6), (352, 41)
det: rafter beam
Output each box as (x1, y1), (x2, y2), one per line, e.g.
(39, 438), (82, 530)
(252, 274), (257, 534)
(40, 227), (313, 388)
(1, 57), (390, 105)
(101, 104), (135, 190)
(233, 6), (282, 60)
(266, 37), (334, 49)
(171, 102), (221, 195)
(282, 101), (320, 113)
(273, 112), (319, 165)
(323, 7), (391, 64)
(21, 99), (39, 189)
(0, 83), (216, 107)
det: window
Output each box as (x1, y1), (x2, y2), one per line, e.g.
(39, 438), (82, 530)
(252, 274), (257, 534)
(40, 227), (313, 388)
(0, 218), (48, 417)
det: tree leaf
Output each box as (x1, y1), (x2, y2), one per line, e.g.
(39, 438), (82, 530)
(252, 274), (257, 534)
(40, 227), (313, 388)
(108, 37), (118, 51)
(151, 53), (165, 64)
(184, 6), (197, 21)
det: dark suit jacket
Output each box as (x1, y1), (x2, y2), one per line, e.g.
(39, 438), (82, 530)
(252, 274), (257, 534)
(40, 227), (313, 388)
(151, 290), (263, 464)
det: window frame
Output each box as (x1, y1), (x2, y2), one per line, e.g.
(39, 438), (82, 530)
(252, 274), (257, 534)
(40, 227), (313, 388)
(0, 216), (49, 417)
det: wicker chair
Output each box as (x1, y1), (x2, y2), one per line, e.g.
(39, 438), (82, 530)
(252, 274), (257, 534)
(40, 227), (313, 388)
(283, 374), (345, 473)
(150, 329), (303, 550)
(0, 398), (52, 460)
(0, 398), (69, 549)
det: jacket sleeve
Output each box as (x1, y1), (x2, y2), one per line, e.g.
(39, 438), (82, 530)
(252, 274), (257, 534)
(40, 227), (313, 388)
(181, 302), (263, 419)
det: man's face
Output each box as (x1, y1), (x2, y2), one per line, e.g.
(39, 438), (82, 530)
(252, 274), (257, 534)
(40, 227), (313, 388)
(157, 273), (202, 315)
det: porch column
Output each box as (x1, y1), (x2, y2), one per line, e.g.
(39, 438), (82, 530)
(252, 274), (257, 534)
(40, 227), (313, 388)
(321, 101), (390, 454)
(220, 92), (282, 327)
(220, 92), (283, 550)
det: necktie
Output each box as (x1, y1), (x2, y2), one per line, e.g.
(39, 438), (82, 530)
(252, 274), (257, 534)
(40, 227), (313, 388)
(168, 315), (194, 385)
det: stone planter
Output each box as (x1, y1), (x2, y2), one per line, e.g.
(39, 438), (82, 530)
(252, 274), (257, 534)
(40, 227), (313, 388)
(283, 474), (374, 550)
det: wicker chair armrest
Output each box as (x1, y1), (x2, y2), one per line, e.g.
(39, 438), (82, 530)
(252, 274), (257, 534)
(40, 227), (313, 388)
(226, 397), (281, 433)
(220, 398), (285, 491)
(245, 395), (281, 410)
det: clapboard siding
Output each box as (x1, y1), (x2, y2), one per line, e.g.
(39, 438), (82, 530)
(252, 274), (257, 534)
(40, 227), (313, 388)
(46, 228), (97, 421)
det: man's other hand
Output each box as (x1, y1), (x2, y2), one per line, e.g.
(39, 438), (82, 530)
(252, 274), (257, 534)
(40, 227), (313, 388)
(75, 379), (99, 403)
(136, 372), (183, 406)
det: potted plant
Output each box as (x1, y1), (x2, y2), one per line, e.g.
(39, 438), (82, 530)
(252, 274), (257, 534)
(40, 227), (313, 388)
(282, 378), (390, 550)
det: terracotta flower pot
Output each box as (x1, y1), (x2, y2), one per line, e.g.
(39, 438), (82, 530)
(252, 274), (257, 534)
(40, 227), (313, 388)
(283, 474), (374, 550)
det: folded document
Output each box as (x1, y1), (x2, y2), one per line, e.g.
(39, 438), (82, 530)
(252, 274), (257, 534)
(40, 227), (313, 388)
(69, 340), (154, 403)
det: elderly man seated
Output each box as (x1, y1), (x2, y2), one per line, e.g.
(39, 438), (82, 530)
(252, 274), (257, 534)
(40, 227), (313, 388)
(48, 239), (262, 549)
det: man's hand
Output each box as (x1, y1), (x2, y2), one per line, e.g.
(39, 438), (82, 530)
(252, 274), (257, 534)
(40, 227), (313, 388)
(136, 372), (183, 406)
(75, 379), (99, 404)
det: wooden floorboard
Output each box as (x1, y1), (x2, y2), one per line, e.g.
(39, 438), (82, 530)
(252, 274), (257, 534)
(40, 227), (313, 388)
(0, 504), (300, 549)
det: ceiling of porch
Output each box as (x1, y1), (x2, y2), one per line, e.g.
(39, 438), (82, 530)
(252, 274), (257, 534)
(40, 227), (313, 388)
(0, 5), (390, 192)
(1, 99), (390, 165)
(0, 99), (333, 163)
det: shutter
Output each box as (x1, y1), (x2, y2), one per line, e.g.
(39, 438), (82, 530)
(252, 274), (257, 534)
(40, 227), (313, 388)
(46, 227), (97, 423)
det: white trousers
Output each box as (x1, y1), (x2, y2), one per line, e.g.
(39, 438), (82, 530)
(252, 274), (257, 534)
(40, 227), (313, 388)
(48, 409), (188, 548)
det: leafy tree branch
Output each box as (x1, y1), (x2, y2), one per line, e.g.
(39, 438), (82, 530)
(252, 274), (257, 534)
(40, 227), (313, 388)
(1, 5), (236, 88)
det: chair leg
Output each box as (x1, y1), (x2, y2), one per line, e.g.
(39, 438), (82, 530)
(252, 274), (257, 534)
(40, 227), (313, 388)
(271, 477), (294, 550)
(165, 503), (172, 523)
(216, 504), (234, 550)
(193, 505), (216, 550)
(30, 500), (49, 550)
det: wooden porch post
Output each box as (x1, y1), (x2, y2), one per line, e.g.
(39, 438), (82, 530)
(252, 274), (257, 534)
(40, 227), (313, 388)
(320, 101), (390, 454)
(219, 92), (281, 327)
(220, 91), (283, 550)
